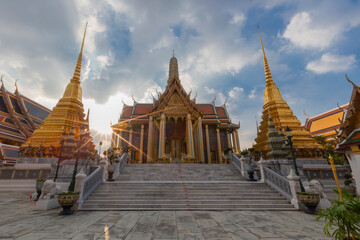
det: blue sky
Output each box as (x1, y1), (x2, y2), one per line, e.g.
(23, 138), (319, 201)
(0, 0), (359, 149)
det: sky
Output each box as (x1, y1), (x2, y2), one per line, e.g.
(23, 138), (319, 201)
(0, 0), (359, 151)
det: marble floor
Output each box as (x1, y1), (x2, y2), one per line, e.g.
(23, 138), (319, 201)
(0, 192), (332, 240)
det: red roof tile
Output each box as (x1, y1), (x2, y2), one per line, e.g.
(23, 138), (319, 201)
(216, 107), (227, 118)
(121, 107), (133, 118)
(133, 104), (153, 115)
(196, 104), (215, 115)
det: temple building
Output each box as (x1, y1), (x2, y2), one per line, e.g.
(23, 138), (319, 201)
(19, 23), (95, 160)
(304, 103), (349, 142)
(254, 27), (322, 158)
(336, 75), (360, 195)
(111, 55), (240, 164)
(0, 79), (51, 165)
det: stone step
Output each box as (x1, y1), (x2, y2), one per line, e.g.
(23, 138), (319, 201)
(87, 196), (285, 200)
(85, 199), (290, 204)
(81, 203), (295, 210)
(81, 207), (296, 211)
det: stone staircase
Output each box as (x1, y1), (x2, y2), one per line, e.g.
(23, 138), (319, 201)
(81, 164), (295, 211)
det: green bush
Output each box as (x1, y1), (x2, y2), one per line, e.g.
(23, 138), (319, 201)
(316, 189), (360, 240)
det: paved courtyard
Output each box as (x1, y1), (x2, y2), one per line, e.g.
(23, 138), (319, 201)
(0, 192), (331, 240)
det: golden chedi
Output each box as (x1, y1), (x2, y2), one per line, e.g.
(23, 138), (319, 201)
(254, 26), (322, 158)
(20, 23), (94, 158)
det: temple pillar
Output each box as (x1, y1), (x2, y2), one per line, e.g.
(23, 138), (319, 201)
(139, 124), (144, 164)
(227, 131), (232, 149)
(216, 128), (222, 164)
(114, 131), (118, 149)
(118, 130), (122, 149)
(129, 129), (133, 163)
(147, 116), (153, 163)
(205, 125), (211, 164)
(186, 114), (195, 158)
(235, 129), (241, 153)
(197, 117), (205, 163)
(111, 132), (116, 148)
(158, 114), (166, 158)
(232, 130), (237, 153)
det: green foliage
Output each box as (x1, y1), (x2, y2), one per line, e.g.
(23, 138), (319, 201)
(344, 172), (353, 186)
(223, 147), (232, 154)
(36, 178), (46, 182)
(316, 189), (360, 240)
(240, 150), (249, 156)
(313, 135), (327, 146)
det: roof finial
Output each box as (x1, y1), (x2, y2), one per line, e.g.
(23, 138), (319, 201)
(0, 75), (4, 88)
(172, 49), (175, 57)
(304, 110), (310, 119)
(15, 79), (18, 91)
(212, 96), (216, 105)
(223, 98), (227, 106)
(345, 74), (358, 89)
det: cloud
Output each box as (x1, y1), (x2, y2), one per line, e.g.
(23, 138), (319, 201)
(282, 5), (360, 50)
(229, 87), (244, 100)
(282, 12), (339, 50)
(306, 53), (356, 74)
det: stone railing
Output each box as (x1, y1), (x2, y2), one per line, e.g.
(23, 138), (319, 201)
(231, 153), (242, 176)
(263, 166), (292, 201)
(77, 165), (104, 209)
(231, 153), (247, 176)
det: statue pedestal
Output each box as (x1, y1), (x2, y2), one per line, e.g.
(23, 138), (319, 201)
(34, 198), (60, 210)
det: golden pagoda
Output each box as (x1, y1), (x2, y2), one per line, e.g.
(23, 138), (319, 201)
(21, 23), (94, 157)
(254, 26), (322, 158)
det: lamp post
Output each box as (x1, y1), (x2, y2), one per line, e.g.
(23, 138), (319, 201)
(54, 131), (67, 182)
(99, 141), (103, 159)
(68, 135), (86, 192)
(284, 126), (305, 192)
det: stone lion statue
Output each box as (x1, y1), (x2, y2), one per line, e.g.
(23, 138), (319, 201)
(39, 180), (62, 199)
(309, 179), (331, 209)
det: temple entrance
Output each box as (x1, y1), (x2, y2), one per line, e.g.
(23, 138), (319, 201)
(171, 138), (181, 159)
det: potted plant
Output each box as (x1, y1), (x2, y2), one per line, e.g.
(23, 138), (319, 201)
(57, 138), (82, 215)
(316, 189), (360, 240)
(296, 192), (321, 214)
(35, 178), (46, 201)
(343, 172), (357, 197)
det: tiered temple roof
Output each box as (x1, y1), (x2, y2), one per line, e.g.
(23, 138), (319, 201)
(0, 78), (51, 165)
(304, 103), (349, 141)
(337, 76), (360, 151)
(0, 79), (50, 144)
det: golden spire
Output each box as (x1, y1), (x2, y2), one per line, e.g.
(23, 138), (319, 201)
(21, 22), (95, 157)
(71, 22), (87, 84)
(257, 25), (274, 86)
(168, 51), (179, 83)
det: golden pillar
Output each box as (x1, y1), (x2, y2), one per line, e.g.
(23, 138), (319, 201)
(232, 130), (237, 153)
(111, 132), (116, 148)
(205, 125), (211, 164)
(147, 116), (153, 163)
(158, 114), (166, 158)
(227, 131), (232, 149)
(139, 124), (144, 164)
(216, 128), (222, 164)
(186, 114), (195, 158)
(129, 128), (133, 163)
(235, 129), (240, 153)
(118, 130), (122, 149)
(197, 117), (205, 163)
